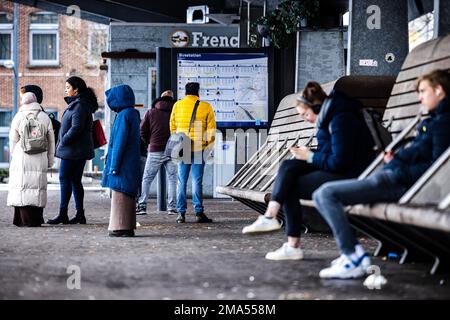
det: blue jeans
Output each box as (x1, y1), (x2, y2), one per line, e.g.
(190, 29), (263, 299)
(177, 152), (205, 215)
(59, 159), (87, 212)
(138, 151), (178, 210)
(136, 155), (147, 200)
(312, 169), (408, 255)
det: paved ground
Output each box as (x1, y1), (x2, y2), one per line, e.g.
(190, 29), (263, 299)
(0, 189), (449, 300)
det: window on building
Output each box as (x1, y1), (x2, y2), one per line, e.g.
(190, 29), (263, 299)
(0, 136), (9, 164)
(29, 12), (59, 65)
(0, 12), (13, 62)
(0, 136), (8, 158)
(0, 108), (11, 165)
(0, 110), (12, 127)
(87, 24), (108, 65)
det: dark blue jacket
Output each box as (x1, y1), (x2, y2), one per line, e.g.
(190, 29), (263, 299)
(55, 94), (95, 160)
(385, 97), (450, 187)
(311, 90), (376, 176)
(101, 85), (141, 197)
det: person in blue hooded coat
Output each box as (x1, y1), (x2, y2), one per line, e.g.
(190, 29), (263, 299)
(102, 84), (141, 237)
(242, 81), (376, 262)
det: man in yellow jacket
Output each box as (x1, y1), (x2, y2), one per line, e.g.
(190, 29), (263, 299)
(170, 82), (216, 223)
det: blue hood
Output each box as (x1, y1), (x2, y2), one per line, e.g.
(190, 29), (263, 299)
(105, 84), (135, 112)
(316, 89), (363, 129)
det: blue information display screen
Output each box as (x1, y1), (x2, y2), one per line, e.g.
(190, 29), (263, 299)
(177, 53), (269, 128)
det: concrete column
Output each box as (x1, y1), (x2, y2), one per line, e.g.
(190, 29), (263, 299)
(347, 0), (408, 76)
(434, 0), (450, 38)
(296, 30), (345, 92)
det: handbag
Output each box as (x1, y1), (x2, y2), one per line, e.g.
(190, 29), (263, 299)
(164, 100), (200, 160)
(92, 119), (107, 149)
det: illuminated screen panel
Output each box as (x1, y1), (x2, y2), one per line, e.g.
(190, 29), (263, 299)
(177, 52), (269, 128)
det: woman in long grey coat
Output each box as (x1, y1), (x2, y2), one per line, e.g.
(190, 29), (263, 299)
(7, 92), (55, 227)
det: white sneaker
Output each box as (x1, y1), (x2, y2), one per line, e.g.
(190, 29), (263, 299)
(331, 248), (371, 272)
(265, 243), (304, 261)
(167, 209), (177, 216)
(242, 215), (281, 234)
(320, 255), (366, 279)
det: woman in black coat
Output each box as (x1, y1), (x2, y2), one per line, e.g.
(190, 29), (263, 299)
(242, 81), (376, 261)
(47, 76), (98, 225)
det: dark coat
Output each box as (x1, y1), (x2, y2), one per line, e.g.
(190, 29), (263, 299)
(311, 90), (376, 176)
(55, 93), (95, 160)
(101, 85), (141, 197)
(385, 97), (450, 187)
(140, 96), (175, 152)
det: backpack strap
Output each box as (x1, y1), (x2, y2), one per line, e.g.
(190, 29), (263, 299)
(187, 100), (200, 133)
(25, 109), (40, 121)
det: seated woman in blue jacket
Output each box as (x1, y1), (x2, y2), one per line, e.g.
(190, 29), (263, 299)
(102, 84), (141, 237)
(242, 81), (376, 261)
(313, 69), (450, 279)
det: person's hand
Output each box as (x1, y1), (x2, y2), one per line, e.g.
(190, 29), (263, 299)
(383, 151), (394, 164)
(289, 146), (311, 161)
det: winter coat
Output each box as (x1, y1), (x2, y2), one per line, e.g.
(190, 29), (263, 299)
(101, 85), (141, 197)
(141, 96), (175, 152)
(55, 93), (95, 160)
(7, 102), (55, 208)
(311, 90), (376, 176)
(384, 97), (450, 187)
(170, 95), (216, 152)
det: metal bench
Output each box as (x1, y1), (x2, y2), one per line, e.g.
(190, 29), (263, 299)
(349, 146), (450, 274)
(216, 75), (395, 217)
(218, 34), (450, 273)
(345, 34), (450, 274)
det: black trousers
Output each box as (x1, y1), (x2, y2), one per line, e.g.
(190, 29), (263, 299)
(13, 206), (44, 227)
(270, 159), (349, 238)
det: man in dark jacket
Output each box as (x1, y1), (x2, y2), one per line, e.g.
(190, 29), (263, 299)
(136, 90), (178, 215)
(313, 69), (450, 280)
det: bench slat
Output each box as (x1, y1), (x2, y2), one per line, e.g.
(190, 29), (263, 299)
(396, 58), (450, 83)
(383, 104), (422, 123)
(386, 91), (420, 109)
(400, 147), (450, 205)
(273, 107), (298, 120)
(400, 35), (450, 71)
(350, 203), (450, 233)
(390, 79), (417, 96)
(269, 124), (316, 137)
(270, 114), (302, 128)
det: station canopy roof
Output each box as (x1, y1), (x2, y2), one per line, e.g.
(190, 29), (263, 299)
(12, 0), (432, 25)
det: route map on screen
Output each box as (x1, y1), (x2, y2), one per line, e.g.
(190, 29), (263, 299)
(177, 53), (269, 128)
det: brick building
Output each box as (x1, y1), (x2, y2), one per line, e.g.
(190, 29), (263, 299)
(0, 1), (108, 168)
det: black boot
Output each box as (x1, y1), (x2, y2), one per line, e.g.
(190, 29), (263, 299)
(47, 208), (69, 225)
(69, 209), (86, 224)
(108, 230), (135, 237)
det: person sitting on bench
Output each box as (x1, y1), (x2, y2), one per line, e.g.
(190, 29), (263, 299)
(242, 81), (376, 262)
(313, 69), (450, 279)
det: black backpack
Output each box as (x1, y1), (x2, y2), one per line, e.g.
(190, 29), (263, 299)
(40, 106), (61, 147)
(361, 108), (392, 152)
(49, 113), (61, 146)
